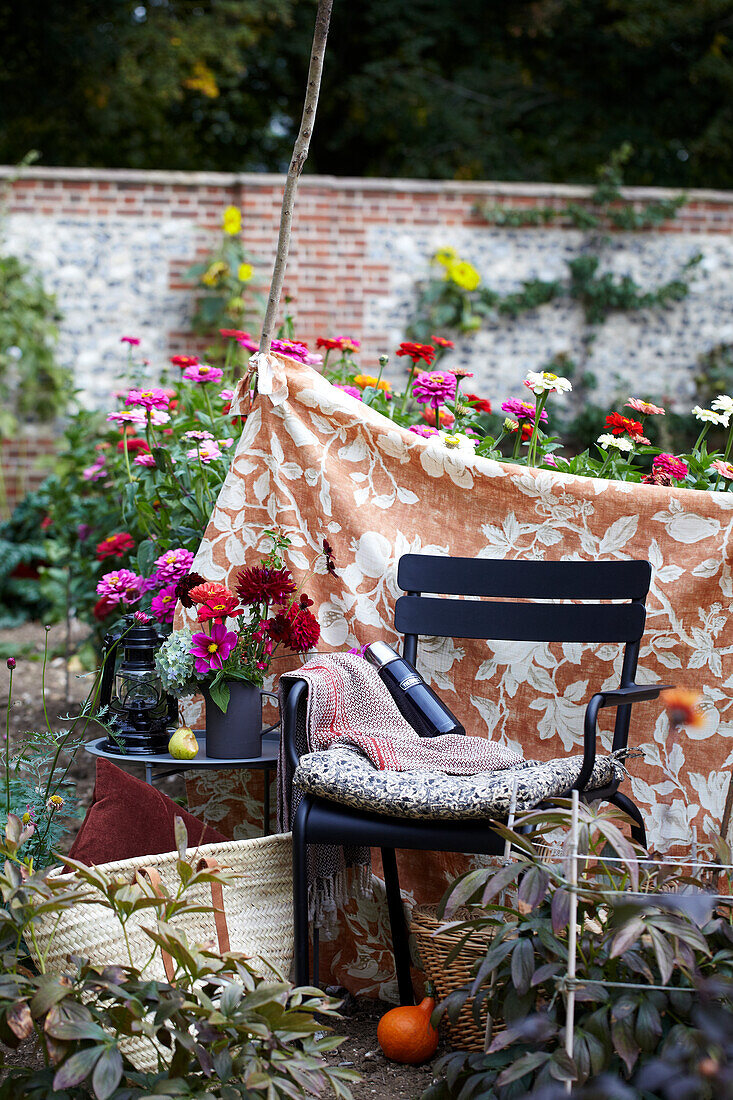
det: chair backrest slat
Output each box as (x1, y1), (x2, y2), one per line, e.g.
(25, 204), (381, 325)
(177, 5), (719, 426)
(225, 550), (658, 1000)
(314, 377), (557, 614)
(397, 556), (651, 601)
(395, 594), (647, 643)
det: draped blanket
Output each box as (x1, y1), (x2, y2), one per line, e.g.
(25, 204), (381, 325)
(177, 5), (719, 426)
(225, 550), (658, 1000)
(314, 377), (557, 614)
(182, 352), (733, 999)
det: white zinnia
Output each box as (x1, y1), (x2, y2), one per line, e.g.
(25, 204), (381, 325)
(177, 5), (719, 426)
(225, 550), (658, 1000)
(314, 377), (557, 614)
(525, 370), (573, 396)
(597, 434), (633, 452)
(692, 405), (728, 425)
(440, 430), (477, 453)
(711, 394), (733, 419)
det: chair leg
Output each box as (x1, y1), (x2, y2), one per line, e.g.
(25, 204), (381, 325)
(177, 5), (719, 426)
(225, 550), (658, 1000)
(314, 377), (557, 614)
(293, 799), (311, 986)
(609, 790), (647, 850)
(381, 847), (414, 1005)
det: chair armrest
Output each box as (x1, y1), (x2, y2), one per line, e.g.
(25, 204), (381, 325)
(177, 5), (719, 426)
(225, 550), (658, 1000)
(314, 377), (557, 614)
(283, 678), (308, 774)
(574, 682), (673, 792)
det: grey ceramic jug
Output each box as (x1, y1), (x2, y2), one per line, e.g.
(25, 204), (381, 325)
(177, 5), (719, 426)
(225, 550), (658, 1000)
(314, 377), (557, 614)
(204, 682), (279, 759)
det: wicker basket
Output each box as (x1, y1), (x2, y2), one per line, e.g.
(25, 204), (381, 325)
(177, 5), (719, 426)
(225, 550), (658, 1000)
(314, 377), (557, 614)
(411, 904), (499, 1052)
(30, 832), (294, 1070)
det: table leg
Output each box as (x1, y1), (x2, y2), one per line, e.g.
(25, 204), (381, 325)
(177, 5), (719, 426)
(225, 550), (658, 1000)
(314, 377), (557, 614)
(263, 765), (271, 836)
(145, 763), (153, 785)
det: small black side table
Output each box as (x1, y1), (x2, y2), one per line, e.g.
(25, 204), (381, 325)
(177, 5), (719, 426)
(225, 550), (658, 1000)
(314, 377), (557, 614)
(84, 732), (280, 835)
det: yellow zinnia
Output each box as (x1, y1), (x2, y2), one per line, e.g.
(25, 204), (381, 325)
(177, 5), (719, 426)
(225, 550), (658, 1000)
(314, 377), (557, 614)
(238, 262), (253, 282)
(353, 374), (392, 392)
(222, 205), (242, 235)
(446, 260), (481, 291)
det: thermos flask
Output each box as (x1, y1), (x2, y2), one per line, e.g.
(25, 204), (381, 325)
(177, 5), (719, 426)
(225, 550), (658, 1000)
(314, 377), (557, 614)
(364, 641), (466, 737)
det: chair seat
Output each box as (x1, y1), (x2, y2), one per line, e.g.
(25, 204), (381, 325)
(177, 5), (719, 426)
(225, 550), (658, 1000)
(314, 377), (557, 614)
(294, 746), (623, 821)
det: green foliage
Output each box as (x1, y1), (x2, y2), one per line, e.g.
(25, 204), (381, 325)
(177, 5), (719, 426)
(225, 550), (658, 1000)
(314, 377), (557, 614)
(0, 254), (70, 435)
(0, 488), (55, 627)
(0, 816), (358, 1098)
(422, 803), (733, 1099)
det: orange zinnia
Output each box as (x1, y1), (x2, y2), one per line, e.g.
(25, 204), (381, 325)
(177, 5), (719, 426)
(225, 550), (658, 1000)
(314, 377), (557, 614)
(660, 687), (705, 728)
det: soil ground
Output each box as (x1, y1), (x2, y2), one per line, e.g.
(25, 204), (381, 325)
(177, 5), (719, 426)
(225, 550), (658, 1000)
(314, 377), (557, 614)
(0, 622), (445, 1098)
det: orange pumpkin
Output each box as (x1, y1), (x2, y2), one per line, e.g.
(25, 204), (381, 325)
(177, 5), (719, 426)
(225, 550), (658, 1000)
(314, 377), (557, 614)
(377, 996), (439, 1064)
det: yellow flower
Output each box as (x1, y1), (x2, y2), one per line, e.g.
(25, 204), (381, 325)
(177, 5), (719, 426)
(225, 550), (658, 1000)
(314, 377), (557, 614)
(222, 206), (242, 235)
(202, 261), (229, 287)
(353, 374), (392, 392)
(446, 260), (481, 291)
(237, 262), (253, 282)
(433, 247), (458, 267)
(184, 61), (219, 99)
(46, 794), (65, 812)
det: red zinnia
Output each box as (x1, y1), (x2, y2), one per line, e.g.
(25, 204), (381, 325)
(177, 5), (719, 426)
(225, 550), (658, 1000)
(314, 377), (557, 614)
(187, 581), (234, 606)
(396, 342), (436, 367)
(93, 597), (116, 621)
(464, 393), (492, 414)
(316, 338), (342, 351)
(605, 412), (645, 438)
(235, 566), (296, 606)
(96, 532), (135, 561)
(431, 335), (455, 348)
(170, 355), (199, 368)
(220, 329), (249, 339)
(197, 592), (242, 623)
(118, 438), (150, 454)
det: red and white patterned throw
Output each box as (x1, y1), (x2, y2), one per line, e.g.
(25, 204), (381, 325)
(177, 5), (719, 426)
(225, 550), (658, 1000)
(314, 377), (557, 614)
(282, 652), (523, 774)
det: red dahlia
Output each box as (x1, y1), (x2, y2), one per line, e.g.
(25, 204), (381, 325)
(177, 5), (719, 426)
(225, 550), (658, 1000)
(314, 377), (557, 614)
(287, 606), (320, 652)
(235, 566), (296, 606)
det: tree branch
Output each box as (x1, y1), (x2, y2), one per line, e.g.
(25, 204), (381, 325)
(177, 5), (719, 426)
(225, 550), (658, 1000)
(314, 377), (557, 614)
(259, 0), (333, 354)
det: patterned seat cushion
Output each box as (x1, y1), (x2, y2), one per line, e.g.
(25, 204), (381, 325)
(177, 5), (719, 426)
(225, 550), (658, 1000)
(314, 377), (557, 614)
(294, 746), (623, 821)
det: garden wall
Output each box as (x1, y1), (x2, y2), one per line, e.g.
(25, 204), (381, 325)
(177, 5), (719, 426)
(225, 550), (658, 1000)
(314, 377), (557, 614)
(3, 165), (733, 506)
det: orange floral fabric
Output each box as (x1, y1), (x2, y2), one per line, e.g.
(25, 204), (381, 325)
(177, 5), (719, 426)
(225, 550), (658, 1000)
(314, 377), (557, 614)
(182, 353), (733, 1000)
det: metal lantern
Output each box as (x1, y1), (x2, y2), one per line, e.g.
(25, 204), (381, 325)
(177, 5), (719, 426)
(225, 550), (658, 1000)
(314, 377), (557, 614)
(99, 618), (176, 754)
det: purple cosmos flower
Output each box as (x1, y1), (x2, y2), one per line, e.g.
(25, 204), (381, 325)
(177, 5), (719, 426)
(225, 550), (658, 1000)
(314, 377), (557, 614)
(182, 363), (225, 385)
(125, 388), (170, 411)
(96, 568), (143, 606)
(153, 548), (195, 584)
(190, 622), (238, 675)
(411, 371), (457, 406)
(500, 398), (548, 424)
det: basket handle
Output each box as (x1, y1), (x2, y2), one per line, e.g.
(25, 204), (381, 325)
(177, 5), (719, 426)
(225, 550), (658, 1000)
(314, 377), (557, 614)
(137, 859), (231, 982)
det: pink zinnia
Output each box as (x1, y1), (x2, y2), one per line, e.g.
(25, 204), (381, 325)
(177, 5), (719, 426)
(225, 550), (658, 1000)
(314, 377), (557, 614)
(270, 339), (323, 368)
(655, 454), (689, 480)
(626, 398), (665, 416)
(501, 399), (548, 425)
(134, 454), (156, 467)
(184, 430), (214, 441)
(151, 585), (178, 624)
(96, 568), (143, 606)
(543, 454), (559, 468)
(217, 437), (235, 449)
(182, 363), (225, 384)
(409, 425), (439, 438)
(187, 443), (222, 463)
(83, 460), (106, 481)
(334, 384), (363, 401)
(133, 610), (151, 624)
(219, 389), (235, 401)
(153, 548), (195, 583)
(121, 336), (140, 346)
(412, 371), (457, 406)
(233, 332), (259, 353)
(125, 388), (170, 411)
(190, 622), (238, 676)
(107, 410), (146, 426)
(711, 459), (733, 480)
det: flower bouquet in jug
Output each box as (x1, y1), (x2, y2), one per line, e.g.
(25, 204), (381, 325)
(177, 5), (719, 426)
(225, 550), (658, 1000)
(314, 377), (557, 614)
(155, 530), (335, 711)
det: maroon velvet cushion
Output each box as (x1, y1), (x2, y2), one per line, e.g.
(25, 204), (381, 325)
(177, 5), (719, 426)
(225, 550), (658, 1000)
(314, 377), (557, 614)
(68, 758), (228, 866)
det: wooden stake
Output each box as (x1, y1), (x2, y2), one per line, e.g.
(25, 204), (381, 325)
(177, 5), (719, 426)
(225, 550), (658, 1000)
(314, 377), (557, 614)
(259, 0), (334, 354)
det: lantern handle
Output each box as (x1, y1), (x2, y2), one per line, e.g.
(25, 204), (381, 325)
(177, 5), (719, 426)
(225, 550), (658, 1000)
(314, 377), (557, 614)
(99, 629), (123, 712)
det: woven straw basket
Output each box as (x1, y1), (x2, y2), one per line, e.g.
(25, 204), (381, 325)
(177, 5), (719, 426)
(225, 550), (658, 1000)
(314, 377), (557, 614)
(30, 832), (293, 1071)
(411, 904), (499, 1052)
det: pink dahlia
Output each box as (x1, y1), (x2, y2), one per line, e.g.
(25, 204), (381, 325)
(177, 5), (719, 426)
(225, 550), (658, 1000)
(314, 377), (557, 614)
(190, 622), (238, 676)
(412, 371), (457, 406)
(182, 363), (225, 384)
(153, 548), (195, 584)
(151, 585), (178, 624)
(96, 568), (143, 606)
(125, 388), (170, 411)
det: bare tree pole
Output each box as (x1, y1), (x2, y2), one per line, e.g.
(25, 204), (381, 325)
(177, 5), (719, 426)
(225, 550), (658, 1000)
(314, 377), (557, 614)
(258, 0), (333, 354)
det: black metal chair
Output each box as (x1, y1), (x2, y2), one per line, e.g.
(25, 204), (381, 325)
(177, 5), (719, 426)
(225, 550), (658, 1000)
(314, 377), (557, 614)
(283, 555), (665, 1003)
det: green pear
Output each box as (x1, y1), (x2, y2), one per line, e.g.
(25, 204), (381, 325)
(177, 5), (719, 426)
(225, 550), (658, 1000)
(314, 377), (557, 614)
(168, 726), (199, 760)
